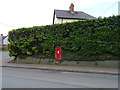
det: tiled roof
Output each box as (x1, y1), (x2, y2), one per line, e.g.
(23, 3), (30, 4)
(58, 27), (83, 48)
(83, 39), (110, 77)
(54, 9), (95, 20)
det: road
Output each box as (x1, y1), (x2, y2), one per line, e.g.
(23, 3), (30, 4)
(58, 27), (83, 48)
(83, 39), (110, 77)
(1, 51), (119, 88)
(1, 51), (13, 66)
(1, 51), (13, 60)
(2, 67), (118, 88)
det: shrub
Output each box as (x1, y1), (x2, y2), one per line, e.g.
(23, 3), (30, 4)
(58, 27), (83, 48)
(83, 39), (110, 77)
(8, 15), (120, 61)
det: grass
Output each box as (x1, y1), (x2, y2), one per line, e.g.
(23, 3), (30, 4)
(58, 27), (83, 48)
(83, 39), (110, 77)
(16, 50), (119, 62)
(7, 49), (119, 66)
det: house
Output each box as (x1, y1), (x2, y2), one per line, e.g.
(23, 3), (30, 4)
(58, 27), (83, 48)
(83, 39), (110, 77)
(0, 34), (8, 46)
(53, 3), (95, 24)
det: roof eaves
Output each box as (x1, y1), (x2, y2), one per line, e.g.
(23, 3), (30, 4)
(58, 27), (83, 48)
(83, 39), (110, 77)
(57, 17), (86, 20)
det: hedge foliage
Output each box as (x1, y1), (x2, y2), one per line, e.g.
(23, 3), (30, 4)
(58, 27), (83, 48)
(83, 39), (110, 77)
(8, 15), (120, 58)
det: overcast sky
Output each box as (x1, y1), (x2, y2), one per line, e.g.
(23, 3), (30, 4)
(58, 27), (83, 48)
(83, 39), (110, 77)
(0, 0), (119, 35)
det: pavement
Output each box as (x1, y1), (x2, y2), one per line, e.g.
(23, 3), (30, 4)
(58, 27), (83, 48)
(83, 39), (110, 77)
(1, 57), (119, 75)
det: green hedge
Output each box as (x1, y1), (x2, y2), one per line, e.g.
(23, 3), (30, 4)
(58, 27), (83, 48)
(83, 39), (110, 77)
(8, 15), (120, 60)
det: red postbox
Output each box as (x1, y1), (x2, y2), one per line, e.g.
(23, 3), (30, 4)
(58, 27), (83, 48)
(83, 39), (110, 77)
(55, 45), (61, 59)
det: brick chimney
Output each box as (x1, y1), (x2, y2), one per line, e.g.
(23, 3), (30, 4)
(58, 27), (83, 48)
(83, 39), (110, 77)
(69, 3), (74, 13)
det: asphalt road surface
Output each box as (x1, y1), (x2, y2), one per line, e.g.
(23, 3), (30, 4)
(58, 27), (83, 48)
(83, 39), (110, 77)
(2, 67), (118, 88)
(1, 51), (12, 60)
(1, 51), (119, 88)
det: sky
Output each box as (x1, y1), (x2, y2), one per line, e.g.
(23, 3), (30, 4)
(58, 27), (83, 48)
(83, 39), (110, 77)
(0, 0), (119, 36)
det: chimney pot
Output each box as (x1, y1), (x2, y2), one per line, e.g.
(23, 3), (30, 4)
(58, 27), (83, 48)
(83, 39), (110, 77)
(69, 3), (74, 13)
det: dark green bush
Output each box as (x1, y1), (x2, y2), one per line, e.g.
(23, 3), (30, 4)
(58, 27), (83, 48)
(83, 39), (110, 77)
(8, 15), (120, 60)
